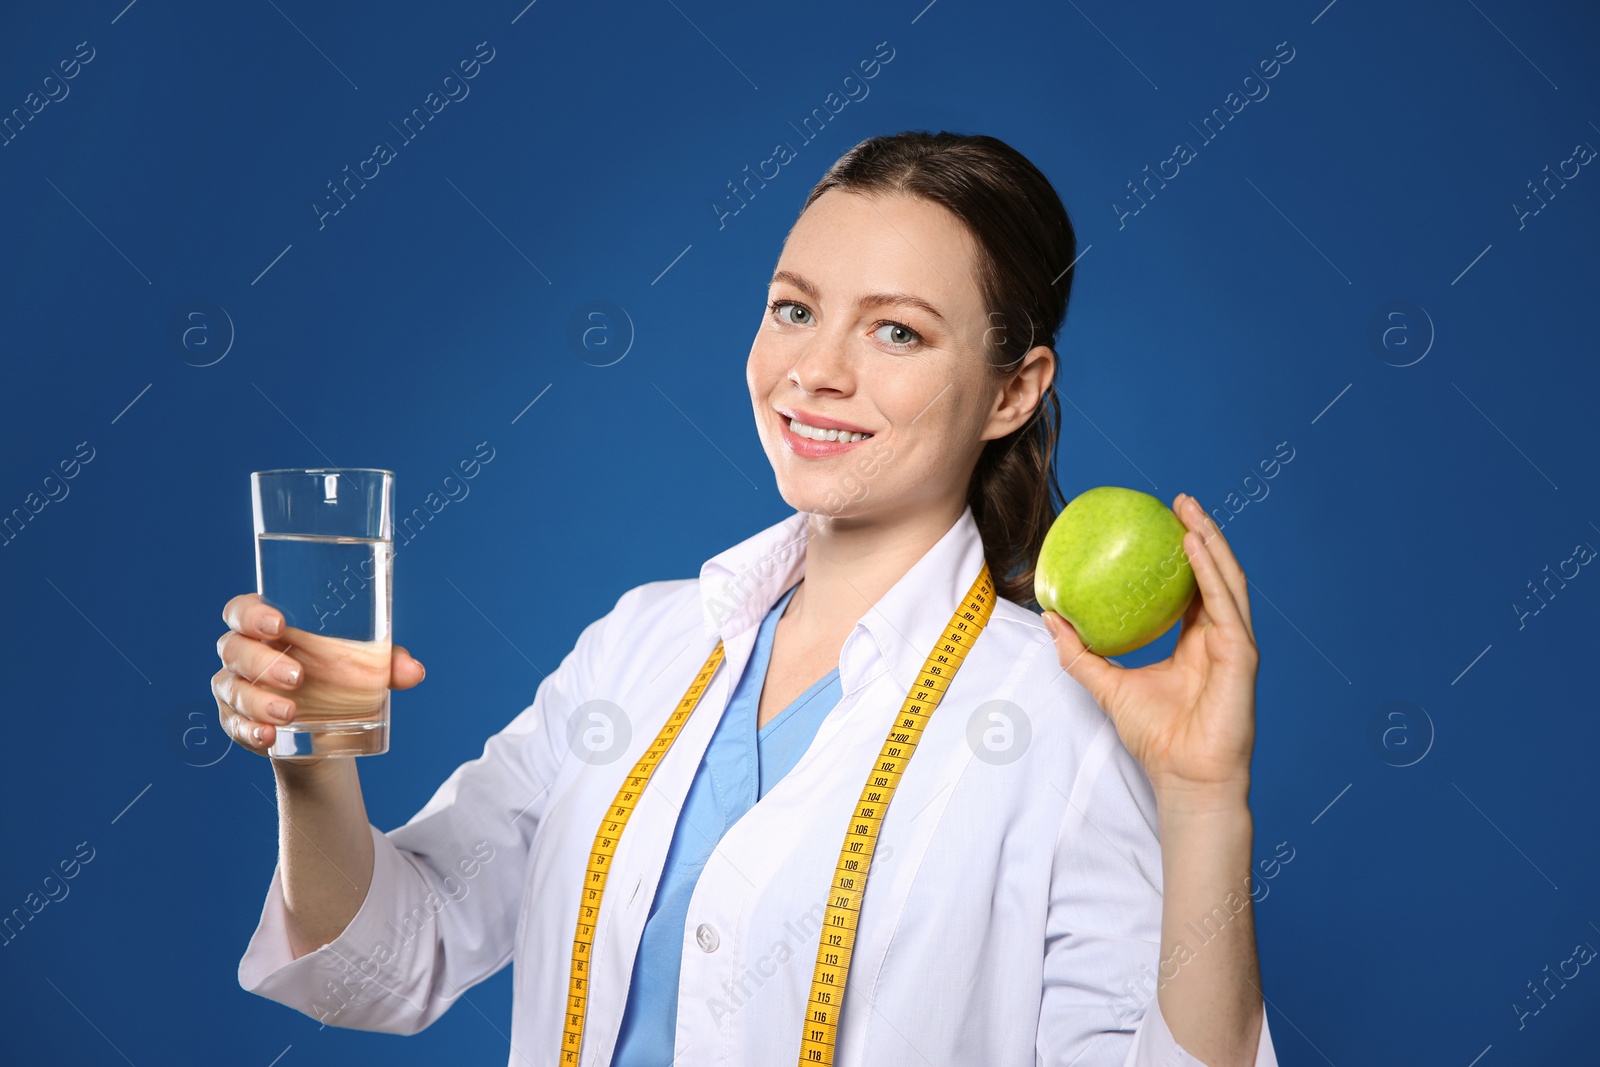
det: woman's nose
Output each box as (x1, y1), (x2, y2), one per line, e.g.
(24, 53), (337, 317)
(788, 333), (855, 394)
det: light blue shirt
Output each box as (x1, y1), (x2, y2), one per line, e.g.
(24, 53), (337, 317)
(612, 580), (840, 1066)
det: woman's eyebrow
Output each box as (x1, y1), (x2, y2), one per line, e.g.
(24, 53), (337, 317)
(770, 270), (945, 323)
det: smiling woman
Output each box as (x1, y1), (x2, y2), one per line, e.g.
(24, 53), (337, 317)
(749, 131), (1074, 607)
(229, 129), (1275, 1067)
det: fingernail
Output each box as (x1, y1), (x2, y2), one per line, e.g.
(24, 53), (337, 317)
(261, 614), (280, 635)
(1042, 613), (1058, 637)
(268, 700), (293, 723)
(252, 725), (264, 743)
(273, 663), (300, 686)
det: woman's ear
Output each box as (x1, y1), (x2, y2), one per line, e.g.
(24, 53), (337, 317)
(983, 345), (1055, 440)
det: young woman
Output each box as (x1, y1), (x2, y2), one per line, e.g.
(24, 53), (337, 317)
(218, 131), (1276, 1067)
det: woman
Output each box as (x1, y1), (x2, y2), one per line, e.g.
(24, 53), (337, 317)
(219, 131), (1276, 1067)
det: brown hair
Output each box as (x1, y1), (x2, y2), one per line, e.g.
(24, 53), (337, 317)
(798, 130), (1076, 608)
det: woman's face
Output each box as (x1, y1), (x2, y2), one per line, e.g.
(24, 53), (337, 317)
(748, 189), (1048, 526)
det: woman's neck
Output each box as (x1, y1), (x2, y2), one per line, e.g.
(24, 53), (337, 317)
(782, 497), (968, 643)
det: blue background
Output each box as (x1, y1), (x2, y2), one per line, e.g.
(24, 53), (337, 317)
(2, 0), (1596, 1063)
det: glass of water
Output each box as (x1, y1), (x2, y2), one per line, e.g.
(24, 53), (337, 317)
(251, 468), (394, 759)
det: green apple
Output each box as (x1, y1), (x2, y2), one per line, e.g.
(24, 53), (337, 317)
(1034, 486), (1197, 657)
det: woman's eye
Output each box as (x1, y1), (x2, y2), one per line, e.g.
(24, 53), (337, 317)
(771, 300), (810, 325)
(874, 321), (920, 348)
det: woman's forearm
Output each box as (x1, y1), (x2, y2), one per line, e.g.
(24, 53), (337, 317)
(272, 758), (376, 959)
(1151, 778), (1264, 1067)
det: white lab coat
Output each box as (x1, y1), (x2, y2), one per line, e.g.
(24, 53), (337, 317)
(239, 504), (1278, 1066)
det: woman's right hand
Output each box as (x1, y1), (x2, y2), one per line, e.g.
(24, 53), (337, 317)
(212, 592), (427, 757)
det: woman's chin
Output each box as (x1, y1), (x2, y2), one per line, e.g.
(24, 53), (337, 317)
(774, 483), (845, 518)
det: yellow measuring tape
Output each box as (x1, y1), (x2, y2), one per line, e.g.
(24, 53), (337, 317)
(562, 561), (996, 1066)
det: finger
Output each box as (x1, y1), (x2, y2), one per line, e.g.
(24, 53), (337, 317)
(1180, 529), (1256, 659)
(1176, 574), (1207, 637)
(1176, 494), (1252, 638)
(211, 666), (296, 727)
(1175, 494), (1245, 604)
(221, 705), (276, 754)
(1041, 611), (1123, 702)
(390, 644), (427, 690)
(216, 630), (303, 690)
(211, 670), (280, 755)
(1185, 494), (1251, 636)
(223, 592), (284, 641)
(1172, 576), (1222, 671)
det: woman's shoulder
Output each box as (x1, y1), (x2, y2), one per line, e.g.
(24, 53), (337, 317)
(543, 577), (706, 695)
(976, 595), (1058, 677)
(984, 595), (1052, 641)
(975, 596), (1110, 736)
(593, 576), (703, 635)
(613, 575), (702, 612)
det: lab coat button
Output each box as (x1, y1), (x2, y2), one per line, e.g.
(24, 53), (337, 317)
(695, 923), (720, 952)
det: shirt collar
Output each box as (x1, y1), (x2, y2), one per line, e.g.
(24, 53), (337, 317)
(698, 504), (991, 696)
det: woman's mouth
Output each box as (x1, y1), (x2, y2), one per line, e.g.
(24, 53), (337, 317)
(787, 415), (872, 443)
(780, 414), (875, 456)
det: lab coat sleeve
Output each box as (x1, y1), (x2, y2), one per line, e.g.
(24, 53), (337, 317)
(1035, 710), (1278, 1067)
(237, 584), (639, 1034)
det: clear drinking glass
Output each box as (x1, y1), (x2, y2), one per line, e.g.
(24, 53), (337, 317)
(251, 468), (394, 759)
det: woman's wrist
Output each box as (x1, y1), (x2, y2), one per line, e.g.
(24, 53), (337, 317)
(1151, 773), (1253, 821)
(271, 754), (359, 796)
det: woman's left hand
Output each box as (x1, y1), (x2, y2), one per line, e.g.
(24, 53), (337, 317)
(1042, 493), (1259, 798)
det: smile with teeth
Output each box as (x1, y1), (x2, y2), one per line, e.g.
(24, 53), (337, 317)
(788, 416), (873, 443)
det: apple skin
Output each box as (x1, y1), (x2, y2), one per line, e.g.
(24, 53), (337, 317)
(1034, 486), (1198, 657)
